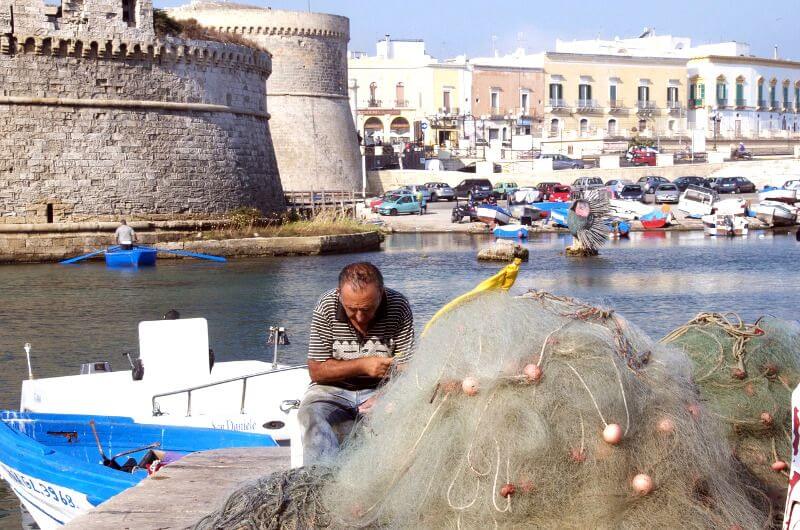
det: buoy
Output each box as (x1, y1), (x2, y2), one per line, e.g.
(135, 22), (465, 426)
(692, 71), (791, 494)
(499, 483), (515, 497)
(602, 423), (623, 445)
(656, 418), (675, 434)
(523, 363), (543, 383)
(632, 473), (654, 495)
(461, 377), (479, 396)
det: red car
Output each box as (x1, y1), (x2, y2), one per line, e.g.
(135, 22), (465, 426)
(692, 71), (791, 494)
(549, 185), (571, 202)
(536, 182), (561, 201)
(631, 152), (656, 166)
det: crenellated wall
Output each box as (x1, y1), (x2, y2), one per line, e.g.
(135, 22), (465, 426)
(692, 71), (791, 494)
(168, 2), (363, 192)
(0, 1), (286, 223)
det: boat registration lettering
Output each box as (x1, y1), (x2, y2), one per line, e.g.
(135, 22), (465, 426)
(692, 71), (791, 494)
(0, 464), (76, 507)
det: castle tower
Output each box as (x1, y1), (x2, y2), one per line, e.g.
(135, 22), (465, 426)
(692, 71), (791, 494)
(0, 0), (284, 223)
(167, 2), (363, 192)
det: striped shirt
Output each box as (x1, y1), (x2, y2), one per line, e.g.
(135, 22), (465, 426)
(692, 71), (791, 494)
(308, 287), (414, 390)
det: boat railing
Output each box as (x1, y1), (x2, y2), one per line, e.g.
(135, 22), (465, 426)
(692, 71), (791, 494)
(151, 365), (308, 417)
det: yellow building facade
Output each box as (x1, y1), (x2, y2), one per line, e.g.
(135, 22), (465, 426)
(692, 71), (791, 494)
(542, 52), (688, 153)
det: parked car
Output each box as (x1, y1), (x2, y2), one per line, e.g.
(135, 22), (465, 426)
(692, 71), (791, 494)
(454, 178), (493, 200)
(626, 145), (659, 161)
(631, 151), (657, 166)
(606, 179), (633, 198)
(424, 182), (455, 201)
(619, 184), (646, 202)
(654, 183), (680, 204)
(572, 177), (604, 191)
(536, 181), (562, 201)
(637, 176), (670, 194)
(549, 185), (572, 202)
(401, 184), (431, 202)
(732, 177), (756, 193)
(673, 176), (708, 192)
(492, 182), (519, 199)
(378, 193), (421, 216)
(539, 153), (585, 170)
(458, 162), (502, 173)
(369, 189), (410, 212)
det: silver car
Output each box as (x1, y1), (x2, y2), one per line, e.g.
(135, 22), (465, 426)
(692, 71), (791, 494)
(654, 183), (680, 204)
(424, 182), (455, 201)
(402, 184), (431, 202)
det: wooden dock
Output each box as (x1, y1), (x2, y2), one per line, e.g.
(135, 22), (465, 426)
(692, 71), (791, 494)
(65, 446), (290, 529)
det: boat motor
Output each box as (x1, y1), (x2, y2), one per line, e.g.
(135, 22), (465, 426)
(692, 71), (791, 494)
(267, 326), (290, 370)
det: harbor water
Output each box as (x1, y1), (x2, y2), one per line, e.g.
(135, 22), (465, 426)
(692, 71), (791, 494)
(1, 230), (799, 527)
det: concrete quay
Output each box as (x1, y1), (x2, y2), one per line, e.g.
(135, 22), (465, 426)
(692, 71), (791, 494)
(66, 447), (290, 530)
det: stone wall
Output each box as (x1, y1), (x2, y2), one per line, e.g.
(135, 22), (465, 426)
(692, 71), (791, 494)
(167, 2), (363, 192)
(0, 17), (286, 223)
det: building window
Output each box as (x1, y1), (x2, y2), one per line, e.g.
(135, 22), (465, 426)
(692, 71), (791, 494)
(395, 83), (405, 108)
(488, 128), (499, 140)
(549, 118), (559, 135)
(442, 90), (451, 113)
(579, 118), (589, 136)
(795, 85), (800, 110)
(490, 90), (500, 113)
(578, 83), (592, 105)
(609, 85), (618, 105)
(735, 80), (745, 107)
(638, 118), (647, 131)
(520, 91), (529, 114)
(637, 86), (650, 102)
(668, 120), (675, 131)
(607, 119), (617, 136)
(757, 80), (765, 107)
(548, 83), (563, 106)
(716, 81), (727, 106)
(122, 0), (137, 27)
(783, 84), (790, 108)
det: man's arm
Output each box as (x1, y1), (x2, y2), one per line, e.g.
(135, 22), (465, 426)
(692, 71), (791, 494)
(308, 357), (393, 384)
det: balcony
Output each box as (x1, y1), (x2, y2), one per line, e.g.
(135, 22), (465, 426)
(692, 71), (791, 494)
(770, 100), (780, 111)
(636, 100), (658, 114)
(547, 98), (570, 113)
(608, 99), (627, 112)
(716, 98), (729, 108)
(784, 101), (794, 112)
(757, 100), (767, 110)
(735, 98), (747, 108)
(666, 101), (682, 114)
(438, 106), (459, 116)
(575, 99), (602, 113)
(367, 98), (382, 108)
(394, 99), (409, 108)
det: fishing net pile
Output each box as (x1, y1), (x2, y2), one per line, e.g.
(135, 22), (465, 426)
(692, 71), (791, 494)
(197, 292), (772, 529)
(663, 312), (800, 511)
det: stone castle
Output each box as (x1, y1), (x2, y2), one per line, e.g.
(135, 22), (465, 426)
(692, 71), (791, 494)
(0, 0), (361, 224)
(167, 1), (362, 193)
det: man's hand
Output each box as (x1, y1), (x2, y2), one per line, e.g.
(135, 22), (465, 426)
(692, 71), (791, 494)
(357, 395), (378, 414)
(361, 357), (394, 378)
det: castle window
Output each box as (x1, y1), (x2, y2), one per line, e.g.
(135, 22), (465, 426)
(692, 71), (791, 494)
(122, 0), (137, 27)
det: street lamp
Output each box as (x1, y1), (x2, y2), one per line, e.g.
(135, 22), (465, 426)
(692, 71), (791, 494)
(710, 112), (722, 150)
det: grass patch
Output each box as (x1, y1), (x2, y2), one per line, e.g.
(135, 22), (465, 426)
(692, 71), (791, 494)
(154, 10), (269, 52)
(195, 210), (380, 240)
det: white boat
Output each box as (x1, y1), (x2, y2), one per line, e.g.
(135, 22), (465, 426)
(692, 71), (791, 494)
(713, 198), (748, 216)
(476, 205), (512, 225)
(18, 319), (309, 461)
(750, 200), (798, 227)
(702, 214), (749, 236)
(759, 188), (797, 204)
(609, 199), (653, 220)
(512, 187), (541, 204)
(677, 185), (716, 218)
(493, 224), (529, 238)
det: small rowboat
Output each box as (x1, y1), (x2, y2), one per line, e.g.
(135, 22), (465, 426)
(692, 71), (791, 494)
(476, 204), (512, 226)
(104, 247), (158, 268)
(640, 210), (669, 230)
(702, 214), (749, 236)
(493, 224), (529, 239)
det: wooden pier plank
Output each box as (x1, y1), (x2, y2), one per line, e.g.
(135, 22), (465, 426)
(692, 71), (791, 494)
(66, 446), (290, 530)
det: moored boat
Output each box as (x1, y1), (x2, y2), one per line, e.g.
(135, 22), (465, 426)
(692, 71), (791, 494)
(493, 224), (529, 239)
(750, 200), (798, 227)
(476, 204), (512, 226)
(713, 198), (748, 216)
(609, 199), (653, 220)
(702, 214), (749, 236)
(758, 187), (797, 204)
(677, 185), (716, 218)
(548, 208), (570, 227)
(640, 210), (669, 230)
(0, 411), (276, 529)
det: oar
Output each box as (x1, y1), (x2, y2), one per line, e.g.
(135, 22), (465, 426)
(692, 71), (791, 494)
(59, 245), (120, 265)
(155, 247), (227, 263)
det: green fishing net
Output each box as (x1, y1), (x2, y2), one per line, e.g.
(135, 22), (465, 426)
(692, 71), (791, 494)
(196, 292), (774, 529)
(663, 313), (800, 511)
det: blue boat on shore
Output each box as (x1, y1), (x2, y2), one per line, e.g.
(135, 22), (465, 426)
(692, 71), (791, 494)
(0, 411), (276, 529)
(104, 247), (158, 268)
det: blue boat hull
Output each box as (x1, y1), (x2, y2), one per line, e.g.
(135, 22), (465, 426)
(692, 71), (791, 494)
(0, 411), (277, 528)
(104, 247), (158, 268)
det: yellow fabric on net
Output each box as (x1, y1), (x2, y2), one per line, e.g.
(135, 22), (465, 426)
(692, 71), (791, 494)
(422, 258), (522, 336)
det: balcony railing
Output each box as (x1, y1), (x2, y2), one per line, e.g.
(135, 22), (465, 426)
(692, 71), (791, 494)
(394, 99), (409, 108)
(548, 98), (568, 109)
(576, 98), (600, 110)
(716, 98), (728, 108)
(637, 100), (658, 112)
(770, 100), (780, 110)
(667, 101), (682, 113)
(784, 101), (794, 112)
(608, 99), (626, 111)
(735, 98), (747, 108)
(367, 98), (382, 108)
(688, 98), (704, 109)
(757, 100), (767, 109)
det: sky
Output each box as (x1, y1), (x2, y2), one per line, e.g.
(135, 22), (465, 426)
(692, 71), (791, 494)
(152, 0), (800, 61)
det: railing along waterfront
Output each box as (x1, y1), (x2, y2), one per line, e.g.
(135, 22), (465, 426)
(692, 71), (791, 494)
(284, 190), (362, 216)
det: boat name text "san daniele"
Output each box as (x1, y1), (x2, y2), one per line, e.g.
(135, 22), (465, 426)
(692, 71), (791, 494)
(0, 463), (77, 508)
(210, 418), (258, 431)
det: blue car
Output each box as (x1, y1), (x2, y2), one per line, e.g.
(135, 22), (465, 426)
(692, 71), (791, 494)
(378, 193), (422, 215)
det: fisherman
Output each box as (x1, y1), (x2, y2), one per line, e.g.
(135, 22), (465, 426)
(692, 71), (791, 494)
(298, 262), (414, 464)
(114, 219), (137, 250)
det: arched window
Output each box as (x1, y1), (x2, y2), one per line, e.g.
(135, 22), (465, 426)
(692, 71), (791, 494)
(549, 118), (559, 135)
(579, 118), (589, 136)
(389, 117), (410, 141)
(395, 83), (405, 108)
(368, 82), (378, 107)
(607, 119), (617, 136)
(638, 118), (647, 131)
(363, 117), (384, 144)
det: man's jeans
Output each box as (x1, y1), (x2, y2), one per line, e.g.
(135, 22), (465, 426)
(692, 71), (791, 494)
(297, 384), (375, 465)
